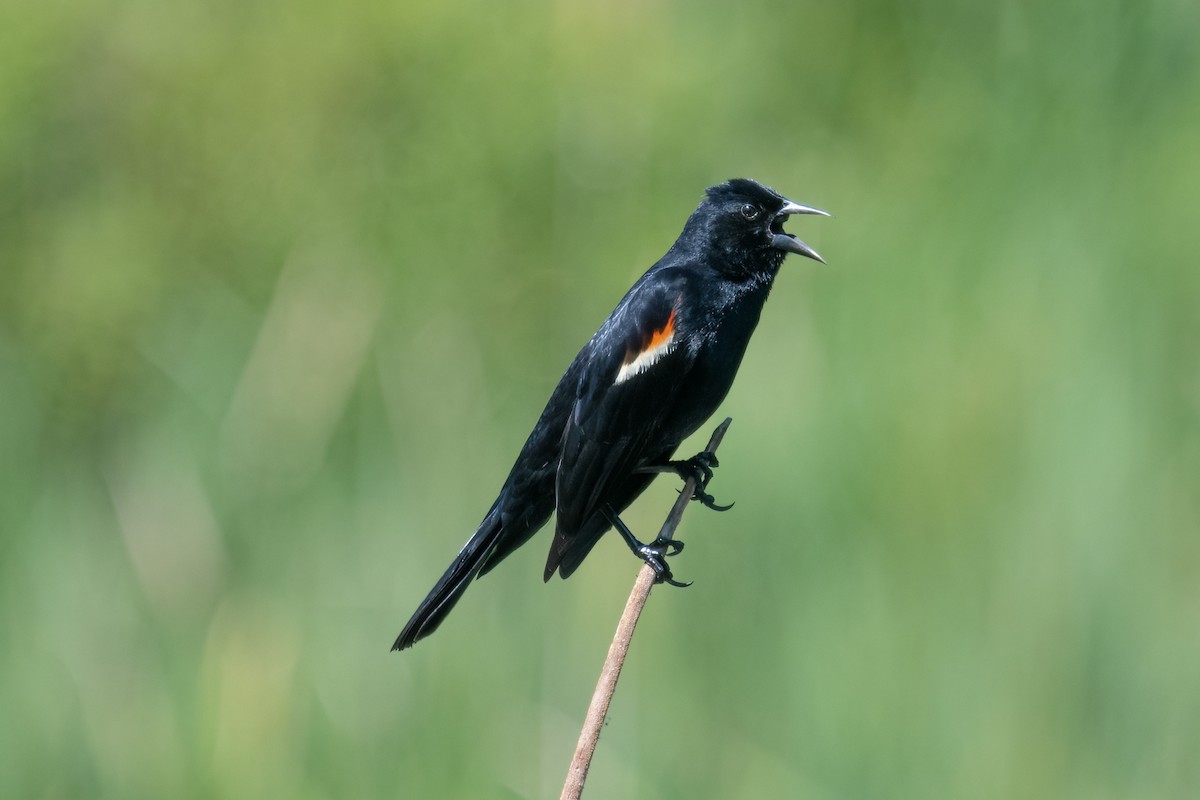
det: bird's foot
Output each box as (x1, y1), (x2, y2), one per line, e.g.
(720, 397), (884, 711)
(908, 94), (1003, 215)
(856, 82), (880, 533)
(601, 504), (692, 588)
(669, 451), (734, 511)
(671, 451), (718, 485)
(677, 487), (735, 512)
(640, 546), (693, 588)
(634, 535), (690, 587)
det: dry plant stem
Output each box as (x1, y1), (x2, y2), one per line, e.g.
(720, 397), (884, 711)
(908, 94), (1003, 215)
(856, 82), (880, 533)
(559, 417), (733, 800)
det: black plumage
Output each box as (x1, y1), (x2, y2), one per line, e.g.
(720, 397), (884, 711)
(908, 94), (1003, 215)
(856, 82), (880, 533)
(393, 178), (828, 650)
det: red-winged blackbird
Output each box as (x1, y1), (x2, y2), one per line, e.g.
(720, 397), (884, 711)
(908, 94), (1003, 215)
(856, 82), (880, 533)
(393, 178), (828, 650)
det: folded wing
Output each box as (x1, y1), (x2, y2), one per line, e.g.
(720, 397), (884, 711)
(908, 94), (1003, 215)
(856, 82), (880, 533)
(545, 270), (694, 579)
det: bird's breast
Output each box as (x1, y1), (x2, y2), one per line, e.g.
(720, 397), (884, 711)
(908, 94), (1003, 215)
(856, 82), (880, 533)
(660, 288), (771, 443)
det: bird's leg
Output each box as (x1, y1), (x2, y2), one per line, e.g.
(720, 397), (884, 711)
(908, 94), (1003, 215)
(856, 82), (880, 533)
(638, 451), (734, 512)
(600, 505), (691, 588)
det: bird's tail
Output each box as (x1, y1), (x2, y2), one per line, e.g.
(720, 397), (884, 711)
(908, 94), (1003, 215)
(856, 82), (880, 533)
(392, 507), (504, 651)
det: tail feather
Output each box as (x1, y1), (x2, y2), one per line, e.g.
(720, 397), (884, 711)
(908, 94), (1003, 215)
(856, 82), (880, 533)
(392, 509), (504, 651)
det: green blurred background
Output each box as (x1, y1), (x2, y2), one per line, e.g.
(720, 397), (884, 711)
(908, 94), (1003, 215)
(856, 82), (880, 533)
(2, 0), (1198, 797)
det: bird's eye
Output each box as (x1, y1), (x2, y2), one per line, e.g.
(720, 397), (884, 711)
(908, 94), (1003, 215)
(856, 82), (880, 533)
(740, 204), (760, 220)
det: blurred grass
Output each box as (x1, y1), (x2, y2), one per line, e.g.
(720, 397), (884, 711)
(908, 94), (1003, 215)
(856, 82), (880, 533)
(2, 0), (1199, 797)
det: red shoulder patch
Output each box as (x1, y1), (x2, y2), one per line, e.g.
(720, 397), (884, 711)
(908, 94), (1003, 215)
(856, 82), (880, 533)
(615, 308), (677, 384)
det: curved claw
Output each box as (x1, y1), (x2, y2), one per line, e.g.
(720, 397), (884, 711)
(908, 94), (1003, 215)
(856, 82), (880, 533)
(649, 558), (692, 588)
(680, 487), (734, 512)
(638, 542), (690, 587)
(638, 539), (683, 560)
(663, 539), (685, 556)
(698, 492), (735, 512)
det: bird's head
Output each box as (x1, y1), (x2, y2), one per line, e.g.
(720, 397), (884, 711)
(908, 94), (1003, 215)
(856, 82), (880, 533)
(694, 178), (829, 275)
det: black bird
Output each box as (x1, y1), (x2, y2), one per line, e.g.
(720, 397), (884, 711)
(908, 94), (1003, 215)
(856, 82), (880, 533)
(393, 178), (828, 650)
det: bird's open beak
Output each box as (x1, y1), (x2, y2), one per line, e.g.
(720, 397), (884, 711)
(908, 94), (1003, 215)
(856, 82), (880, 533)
(772, 199), (831, 263)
